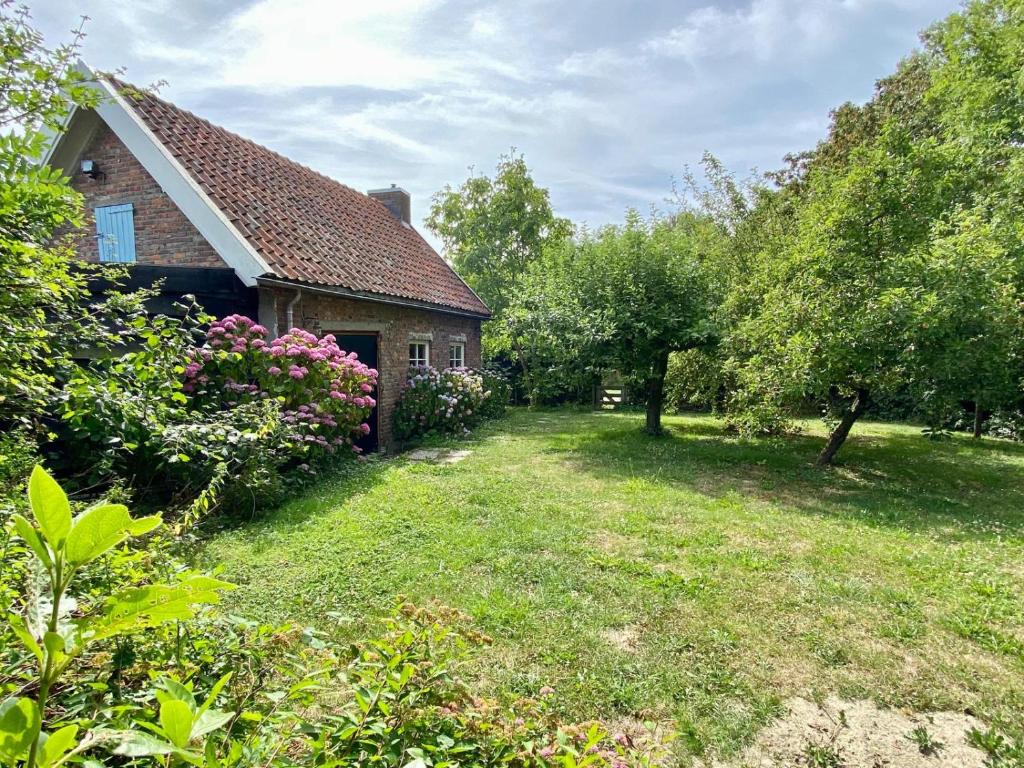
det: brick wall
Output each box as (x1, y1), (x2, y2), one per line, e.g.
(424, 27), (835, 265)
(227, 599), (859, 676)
(260, 287), (483, 451)
(68, 122), (225, 267)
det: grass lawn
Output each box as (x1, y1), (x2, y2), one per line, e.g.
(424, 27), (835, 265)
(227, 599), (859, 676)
(196, 409), (1024, 762)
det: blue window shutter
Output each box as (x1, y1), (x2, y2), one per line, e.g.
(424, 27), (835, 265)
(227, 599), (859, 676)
(95, 203), (136, 263)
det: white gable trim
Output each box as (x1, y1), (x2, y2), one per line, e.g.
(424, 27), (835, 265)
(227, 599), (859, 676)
(51, 64), (272, 286)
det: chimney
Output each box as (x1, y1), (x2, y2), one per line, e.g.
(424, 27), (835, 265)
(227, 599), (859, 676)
(368, 184), (411, 225)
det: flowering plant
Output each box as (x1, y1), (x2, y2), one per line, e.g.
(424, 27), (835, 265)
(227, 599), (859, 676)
(184, 315), (377, 454)
(394, 365), (490, 440)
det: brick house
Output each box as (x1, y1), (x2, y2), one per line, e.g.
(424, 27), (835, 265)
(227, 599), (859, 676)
(44, 67), (490, 452)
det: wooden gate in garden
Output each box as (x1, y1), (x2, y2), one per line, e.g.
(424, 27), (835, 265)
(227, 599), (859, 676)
(594, 383), (625, 410)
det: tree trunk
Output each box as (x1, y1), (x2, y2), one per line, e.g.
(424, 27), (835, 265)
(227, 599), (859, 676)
(972, 400), (984, 439)
(512, 338), (534, 408)
(816, 389), (868, 466)
(644, 350), (670, 435)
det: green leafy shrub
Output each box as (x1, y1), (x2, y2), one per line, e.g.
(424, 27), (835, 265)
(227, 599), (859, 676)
(184, 317), (378, 455)
(664, 349), (724, 413)
(0, 465), (233, 767)
(477, 366), (511, 419)
(393, 366), (490, 441)
(57, 311), (377, 514)
(985, 410), (1024, 442)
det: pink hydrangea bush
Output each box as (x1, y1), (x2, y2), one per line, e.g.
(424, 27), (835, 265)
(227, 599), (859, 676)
(393, 365), (490, 440)
(184, 315), (377, 455)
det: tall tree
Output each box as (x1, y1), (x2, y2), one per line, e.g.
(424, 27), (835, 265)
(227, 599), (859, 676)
(718, 0), (1024, 463)
(510, 211), (716, 433)
(426, 151), (572, 358)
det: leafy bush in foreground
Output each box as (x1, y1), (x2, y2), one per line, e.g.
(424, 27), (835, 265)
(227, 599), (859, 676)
(394, 366), (490, 441)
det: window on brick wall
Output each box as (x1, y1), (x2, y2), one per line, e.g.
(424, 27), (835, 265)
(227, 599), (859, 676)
(448, 342), (465, 369)
(409, 341), (429, 368)
(95, 203), (137, 263)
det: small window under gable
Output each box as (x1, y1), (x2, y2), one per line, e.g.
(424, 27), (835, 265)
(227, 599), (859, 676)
(409, 341), (429, 368)
(95, 203), (136, 263)
(448, 342), (465, 369)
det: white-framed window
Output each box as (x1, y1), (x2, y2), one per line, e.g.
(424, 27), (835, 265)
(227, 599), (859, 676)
(448, 342), (465, 369)
(409, 341), (429, 367)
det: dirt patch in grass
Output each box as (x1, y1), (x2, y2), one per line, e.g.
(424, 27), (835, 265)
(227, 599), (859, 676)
(602, 624), (641, 653)
(707, 696), (987, 767)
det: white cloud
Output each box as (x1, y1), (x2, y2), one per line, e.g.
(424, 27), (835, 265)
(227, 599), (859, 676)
(644, 0), (841, 64)
(31, 0), (964, 247)
(217, 0), (450, 91)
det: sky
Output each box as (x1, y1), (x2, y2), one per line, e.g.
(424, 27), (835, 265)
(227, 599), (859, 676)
(33, 0), (961, 250)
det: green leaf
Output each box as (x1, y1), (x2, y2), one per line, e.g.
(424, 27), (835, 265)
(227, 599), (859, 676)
(64, 505), (161, 566)
(160, 699), (194, 749)
(190, 709), (233, 741)
(7, 614), (43, 664)
(126, 515), (161, 537)
(27, 465), (71, 550)
(86, 576), (234, 642)
(157, 677), (196, 711)
(107, 729), (176, 757)
(195, 672), (232, 722)
(37, 724), (79, 768)
(42, 631), (69, 672)
(0, 697), (41, 762)
(12, 514), (52, 568)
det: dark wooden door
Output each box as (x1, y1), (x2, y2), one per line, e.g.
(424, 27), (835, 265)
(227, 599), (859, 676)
(336, 333), (379, 453)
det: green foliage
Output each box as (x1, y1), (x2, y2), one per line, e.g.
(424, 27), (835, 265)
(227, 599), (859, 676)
(710, 0), (1024, 463)
(509, 210), (717, 431)
(393, 366), (490, 441)
(968, 726), (1024, 768)
(0, 3), (144, 432)
(56, 310), (375, 515)
(907, 725), (944, 757)
(664, 349), (725, 413)
(2, 465), (231, 767)
(476, 367), (511, 420)
(427, 151), (572, 320)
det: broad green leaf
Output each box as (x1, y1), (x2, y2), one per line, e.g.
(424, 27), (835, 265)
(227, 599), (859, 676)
(190, 709), (233, 741)
(126, 515), (161, 536)
(107, 729), (176, 757)
(195, 673), (232, 722)
(64, 504), (131, 566)
(7, 614), (43, 663)
(27, 465), (71, 550)
(11, 514), (52, 568)
(160, 700), (193, 749)
(157, 678), (197, 711)
(37, 724), (79, 768)
(64, 506), (160, 567)
(86, 576), (234, 642)
(0, 697), (41, 762)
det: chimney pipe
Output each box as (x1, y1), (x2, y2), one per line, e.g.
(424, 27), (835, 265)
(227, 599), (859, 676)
(368, 184), (411, 225)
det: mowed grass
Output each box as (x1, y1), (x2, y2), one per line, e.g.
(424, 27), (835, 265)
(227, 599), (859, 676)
(196, 409), (1024, 762)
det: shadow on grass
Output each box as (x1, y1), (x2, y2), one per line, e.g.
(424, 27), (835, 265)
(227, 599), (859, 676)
(551, 410), (1024, 540)
(194, 454), (395, 536)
